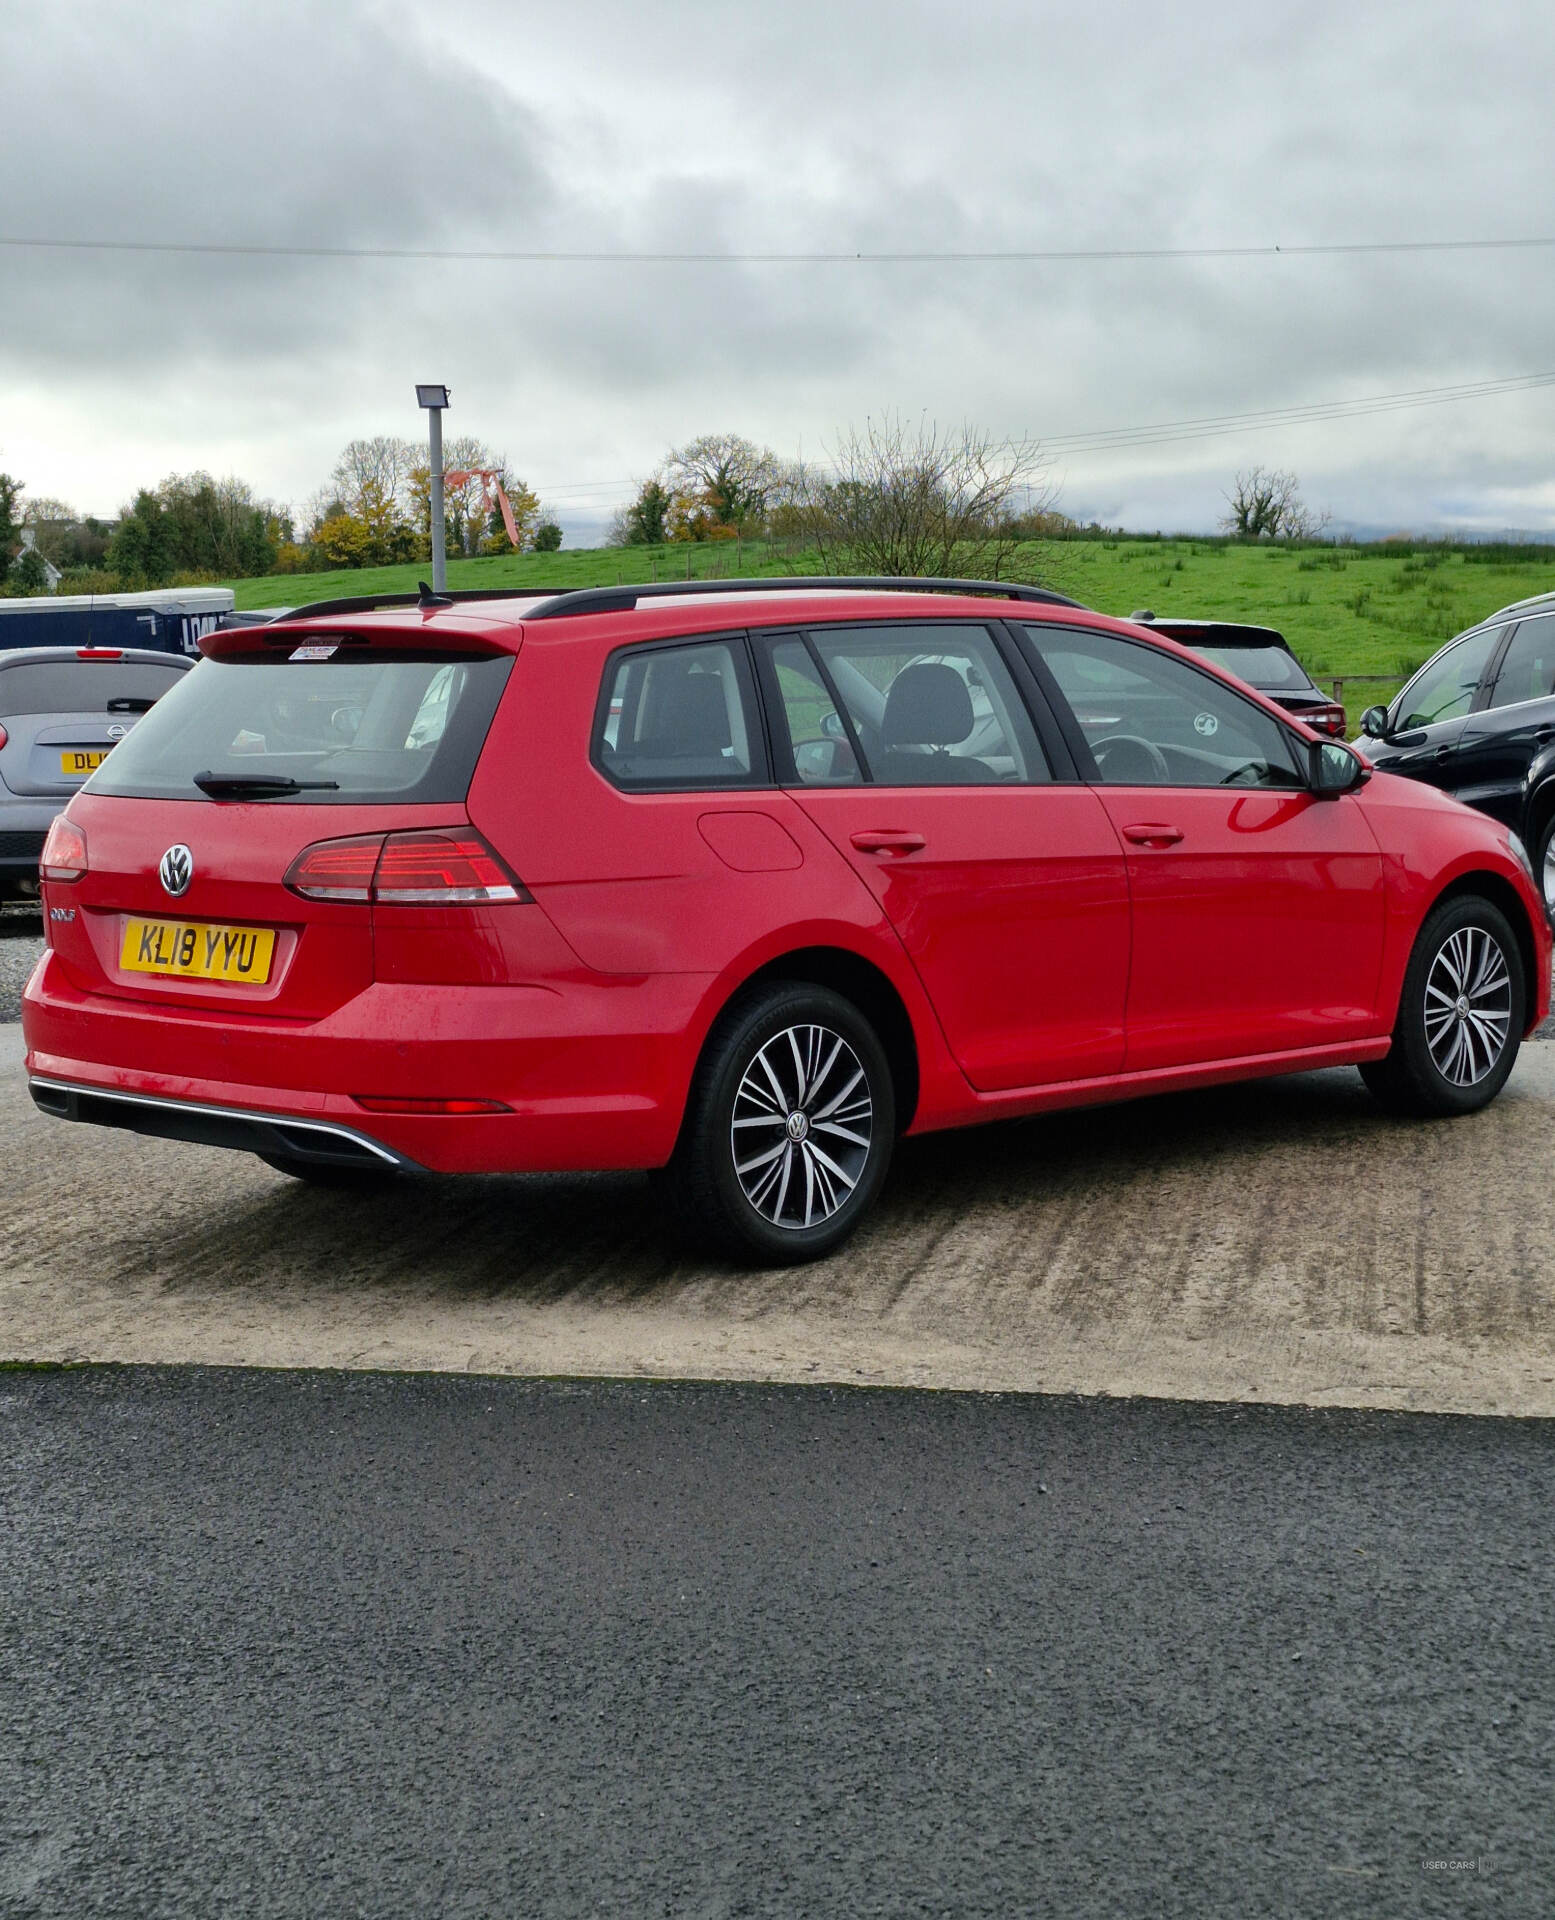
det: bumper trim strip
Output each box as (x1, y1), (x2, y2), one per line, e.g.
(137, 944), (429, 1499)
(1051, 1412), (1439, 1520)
(28, 1076), (415, 1170)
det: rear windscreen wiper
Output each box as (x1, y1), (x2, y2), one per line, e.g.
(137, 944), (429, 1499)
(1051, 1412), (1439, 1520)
(107, 696), (157, 713)
(191, 770), (341, 798)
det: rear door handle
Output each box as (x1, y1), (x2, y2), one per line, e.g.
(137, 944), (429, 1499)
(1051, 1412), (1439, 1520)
(850, 829), (926, 855)
(1121, 822), (1184, 848)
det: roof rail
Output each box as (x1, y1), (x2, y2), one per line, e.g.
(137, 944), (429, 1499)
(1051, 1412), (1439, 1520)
(523, 576), (1084, 619)
(277, 587), (533, 622)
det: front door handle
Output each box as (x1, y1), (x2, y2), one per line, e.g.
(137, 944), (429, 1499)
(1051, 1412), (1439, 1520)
(1121, 822), (1184, 848)
(850, 829), (926, 856)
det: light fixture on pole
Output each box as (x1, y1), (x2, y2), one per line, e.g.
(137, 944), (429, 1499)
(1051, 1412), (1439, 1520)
(416, 384), (451, 593)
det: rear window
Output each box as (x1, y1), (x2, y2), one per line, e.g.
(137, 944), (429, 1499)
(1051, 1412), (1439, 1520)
(85, 651), (512, 804)
(1187, 644), (1315, 693)
(0, 658), (189, 715)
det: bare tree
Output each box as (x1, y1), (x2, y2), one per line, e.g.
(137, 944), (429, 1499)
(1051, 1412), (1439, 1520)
(330, 436), (419, 514)
(1220, 466), (1329, 541)
(798, 414), (1057, 579)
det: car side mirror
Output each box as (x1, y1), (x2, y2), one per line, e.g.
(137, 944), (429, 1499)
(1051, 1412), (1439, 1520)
(1310, 738), (1368, 797)
(1360, 705), (1389, 738)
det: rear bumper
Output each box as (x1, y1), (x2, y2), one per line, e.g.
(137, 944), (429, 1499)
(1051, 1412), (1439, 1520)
(21, 950), (712, 1173)
(29, 1076), (414, 1170)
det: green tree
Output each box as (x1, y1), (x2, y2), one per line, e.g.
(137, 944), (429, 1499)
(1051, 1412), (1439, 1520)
(608, 476), (674, 547)
(530, 519), (563, 551)
(11, 546), (50, 593)
(663, 433), (779, 539)
(107, 489), (178, 585)
(0, 472), (21, 590)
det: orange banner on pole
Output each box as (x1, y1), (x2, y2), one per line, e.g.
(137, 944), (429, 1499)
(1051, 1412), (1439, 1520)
(445, 468), (521, 549)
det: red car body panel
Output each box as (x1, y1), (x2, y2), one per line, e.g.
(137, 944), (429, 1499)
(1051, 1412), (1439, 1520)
(21, 592), (1552, 1175)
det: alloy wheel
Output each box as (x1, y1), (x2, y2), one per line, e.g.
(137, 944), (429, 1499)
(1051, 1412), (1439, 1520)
(1423, 925), (1512, 1087)
(730, 1023), (874, 1229)
(1543, 836), (1555, 916)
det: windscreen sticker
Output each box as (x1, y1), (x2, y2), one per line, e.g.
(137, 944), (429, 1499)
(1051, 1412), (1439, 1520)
(289, 643), (339, 661)
(1193, 711), (1219, 736)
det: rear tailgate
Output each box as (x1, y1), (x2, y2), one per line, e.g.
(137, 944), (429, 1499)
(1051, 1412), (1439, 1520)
(43, 620), (518, 1020)
(49, 794), (468, 1019)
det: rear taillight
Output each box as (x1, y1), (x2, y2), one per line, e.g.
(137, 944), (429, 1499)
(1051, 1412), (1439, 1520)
(285, 829), (529, 905)
(1307, 703), (1347, 738)
(372, 831), (527, 903)
(0, 723), (8, 751)
(284, 834), (384, 902)
(41, 815), (88, 881)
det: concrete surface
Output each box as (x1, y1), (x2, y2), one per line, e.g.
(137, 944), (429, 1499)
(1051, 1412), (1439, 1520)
(4, 1367), (1552, 1918)
(6, 1024), (1555, 1416)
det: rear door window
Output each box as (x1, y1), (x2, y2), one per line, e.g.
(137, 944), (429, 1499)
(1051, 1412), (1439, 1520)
(0, 658), (189, 715)
(594, 639), (763, 789)
(769, 623), (1048, 785)
(85, 651), (512, 803)
(1485, 616), (1555, 711)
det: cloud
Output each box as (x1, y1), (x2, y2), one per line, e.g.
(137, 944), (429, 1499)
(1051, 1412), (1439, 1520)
(3, 0), (1553, 532)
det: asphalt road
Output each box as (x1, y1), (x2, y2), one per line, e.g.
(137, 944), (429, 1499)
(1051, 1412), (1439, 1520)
(2, 1366), (1550, 1918)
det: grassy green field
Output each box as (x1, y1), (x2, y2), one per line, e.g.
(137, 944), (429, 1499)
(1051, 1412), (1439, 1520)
(227, 536), (1555, 714)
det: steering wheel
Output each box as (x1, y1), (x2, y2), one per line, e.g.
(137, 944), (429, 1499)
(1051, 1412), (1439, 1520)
(1218, 760), (1267, 787)
(1092, 733), (1171, 783)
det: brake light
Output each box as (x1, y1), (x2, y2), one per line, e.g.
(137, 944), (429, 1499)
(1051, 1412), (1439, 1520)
(372, 831), (527, 903)
(284, 829), (529, 905)
(1306, 703), (1347, 738)
(76, 647), (124, 659)
(284, 834), (384, 902)
(41, 815), (88, 881)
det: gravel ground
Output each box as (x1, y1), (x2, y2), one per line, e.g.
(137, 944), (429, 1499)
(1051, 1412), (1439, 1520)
(0, 910), (41, 1022)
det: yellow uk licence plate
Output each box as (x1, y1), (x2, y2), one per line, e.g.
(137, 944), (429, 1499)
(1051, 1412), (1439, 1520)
(62, 749), (110, 777)
(120, 917), (277, 984)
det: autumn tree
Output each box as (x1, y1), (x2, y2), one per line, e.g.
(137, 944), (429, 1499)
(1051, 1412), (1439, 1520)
(663, 433), (780, 540)
(797, 414), (1056, 579)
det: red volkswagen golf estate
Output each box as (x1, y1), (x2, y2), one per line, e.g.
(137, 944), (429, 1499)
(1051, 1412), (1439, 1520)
(22, 578), (1551, 1262)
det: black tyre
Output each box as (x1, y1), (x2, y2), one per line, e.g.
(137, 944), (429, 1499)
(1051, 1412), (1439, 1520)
(257, 1153), (399, 1190)
(1533, 814), (1555, 924)
(1361, 894), (1525, 1117)
(656, 982), (896, 1264)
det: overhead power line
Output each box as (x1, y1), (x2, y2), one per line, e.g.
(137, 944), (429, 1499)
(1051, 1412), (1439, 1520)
(527, 372), (1555, 504)
(3, 234), (1555, 266)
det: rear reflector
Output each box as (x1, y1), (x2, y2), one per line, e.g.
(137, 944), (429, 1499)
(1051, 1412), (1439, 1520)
(353, 1094), (511, 1115)
(285, 828), (530, 905)
(41, 815), (87, 881)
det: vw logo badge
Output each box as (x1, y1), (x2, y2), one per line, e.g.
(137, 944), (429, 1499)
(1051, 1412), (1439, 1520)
(159, 844), (193, 898)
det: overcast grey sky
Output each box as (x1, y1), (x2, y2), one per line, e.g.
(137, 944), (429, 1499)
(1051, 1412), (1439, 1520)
(2, 0), (1553, 540)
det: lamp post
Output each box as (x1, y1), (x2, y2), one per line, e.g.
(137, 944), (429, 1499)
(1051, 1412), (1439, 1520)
(416, 384), (451, 592)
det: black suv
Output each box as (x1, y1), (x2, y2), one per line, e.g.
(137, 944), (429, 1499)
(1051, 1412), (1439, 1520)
(1128, 615), (1347, 736)
(1359, 590), (1555, 911)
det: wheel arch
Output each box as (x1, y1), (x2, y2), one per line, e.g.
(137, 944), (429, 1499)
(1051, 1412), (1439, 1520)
(705, 944), (921, 1132)
(1429, 869), (1540, 1027)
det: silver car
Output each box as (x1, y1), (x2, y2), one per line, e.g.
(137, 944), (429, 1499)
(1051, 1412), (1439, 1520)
(0, 646), (191, 902)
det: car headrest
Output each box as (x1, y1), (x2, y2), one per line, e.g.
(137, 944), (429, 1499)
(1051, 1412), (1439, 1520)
(881, 662), (974, 748)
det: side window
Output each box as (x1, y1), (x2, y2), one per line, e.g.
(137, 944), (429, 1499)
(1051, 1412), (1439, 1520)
(595, 639), (760, 789)
(1486, 618), (1555, 711)
(1020, 625), (1305, 789)
(769, 640), (862, 785)
(780, 624), (1048, 786)
(1395, 627), (1502, 731)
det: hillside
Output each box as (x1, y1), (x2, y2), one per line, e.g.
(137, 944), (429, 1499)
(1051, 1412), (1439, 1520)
(226, 536), (1555, 709)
